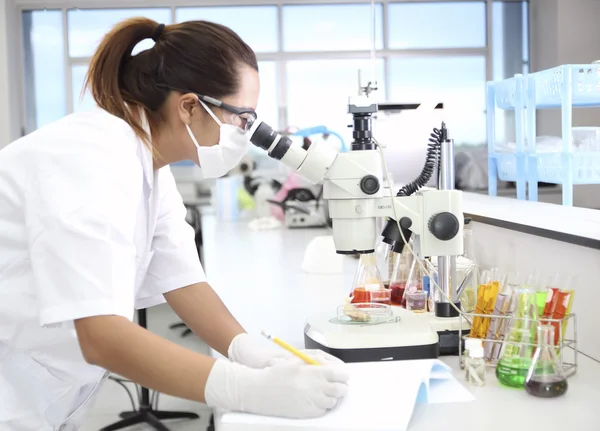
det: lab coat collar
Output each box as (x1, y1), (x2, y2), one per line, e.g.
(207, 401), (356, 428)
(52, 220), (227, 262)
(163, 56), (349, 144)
(138, 110), (155, 190)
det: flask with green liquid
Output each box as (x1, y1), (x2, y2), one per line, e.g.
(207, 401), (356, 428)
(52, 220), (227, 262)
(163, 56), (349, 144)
(496, 286), (538, 388)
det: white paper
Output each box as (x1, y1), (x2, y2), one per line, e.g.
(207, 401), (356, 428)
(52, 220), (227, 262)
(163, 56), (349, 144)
(222, 359), (474, 431)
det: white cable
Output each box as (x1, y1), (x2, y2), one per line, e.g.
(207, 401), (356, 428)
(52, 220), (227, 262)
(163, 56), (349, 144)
(375, 139), (472, 326)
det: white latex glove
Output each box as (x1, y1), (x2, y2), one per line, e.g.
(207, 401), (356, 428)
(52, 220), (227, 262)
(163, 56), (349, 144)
(228, 333), (290, 368)
(228, 333), (344, 368)
(205, 359), (349, 419)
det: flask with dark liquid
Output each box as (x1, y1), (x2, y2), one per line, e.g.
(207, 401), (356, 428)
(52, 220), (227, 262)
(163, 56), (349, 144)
(388, 247), (414, 307)
(524, 325), (568, 398)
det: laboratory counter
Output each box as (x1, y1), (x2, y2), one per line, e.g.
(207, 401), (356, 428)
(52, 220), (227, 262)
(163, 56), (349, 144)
(200, 212), (600, 431)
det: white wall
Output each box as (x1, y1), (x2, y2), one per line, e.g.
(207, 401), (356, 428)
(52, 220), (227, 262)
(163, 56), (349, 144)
(0, 0), (21, 148)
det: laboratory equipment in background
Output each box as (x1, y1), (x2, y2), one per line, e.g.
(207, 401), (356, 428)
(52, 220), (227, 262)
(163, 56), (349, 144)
(267, 186), (329, 229)
(524, 325), (568, 398)
(254, 181), (276, 219)
(246, 79), (466, 362)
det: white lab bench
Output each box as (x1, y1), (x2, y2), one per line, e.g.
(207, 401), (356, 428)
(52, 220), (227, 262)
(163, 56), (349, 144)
(200, 196), (600, 431)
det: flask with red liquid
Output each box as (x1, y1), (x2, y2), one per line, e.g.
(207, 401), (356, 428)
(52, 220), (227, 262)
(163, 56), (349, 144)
(350, 253), (390, 305)
(388, 244), (414, 306)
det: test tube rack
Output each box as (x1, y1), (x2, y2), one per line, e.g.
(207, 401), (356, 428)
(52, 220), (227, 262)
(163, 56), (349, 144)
(457, 312), (578, 377)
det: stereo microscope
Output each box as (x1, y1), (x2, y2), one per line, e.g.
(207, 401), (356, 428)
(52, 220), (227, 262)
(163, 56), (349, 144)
(247, 96), (467, 362)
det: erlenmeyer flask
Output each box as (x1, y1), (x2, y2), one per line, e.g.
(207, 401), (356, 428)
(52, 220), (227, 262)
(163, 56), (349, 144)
(389, 245), (414, 307)
(496, 285), (538, 388)
(524, 325), (568, 398)
(350, 253), (390, 305)
(375, 240), (393, 289)
(405, 259), (424, 306)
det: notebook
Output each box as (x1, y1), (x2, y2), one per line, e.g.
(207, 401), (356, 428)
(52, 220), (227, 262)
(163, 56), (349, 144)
(220, 359), (475, 431)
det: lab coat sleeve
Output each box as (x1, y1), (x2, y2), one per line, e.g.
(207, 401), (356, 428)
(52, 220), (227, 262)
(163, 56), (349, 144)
(26, 147), (140, 327)
(136, 168), (206, 309)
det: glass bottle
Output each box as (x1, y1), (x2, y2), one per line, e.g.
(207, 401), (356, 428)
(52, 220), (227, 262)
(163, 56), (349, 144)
(465, 344), (486, 386)
(524, 325), (568, 398)
(495, 286), (538, 388)
(350, 253), (390, 305)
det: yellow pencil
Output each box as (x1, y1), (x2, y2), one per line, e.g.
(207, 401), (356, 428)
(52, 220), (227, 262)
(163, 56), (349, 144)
(261, 330), (321, 365)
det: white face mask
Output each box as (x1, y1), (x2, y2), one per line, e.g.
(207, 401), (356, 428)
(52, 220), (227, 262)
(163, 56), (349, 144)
(186, 100), (251, 178)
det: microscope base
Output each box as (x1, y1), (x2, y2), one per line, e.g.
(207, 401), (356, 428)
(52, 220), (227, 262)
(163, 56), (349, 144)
(304, 307), (469, 362)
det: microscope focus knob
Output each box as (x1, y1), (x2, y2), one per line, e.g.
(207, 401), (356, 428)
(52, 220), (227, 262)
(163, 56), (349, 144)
(360, 175), (380, 195)
(429, 212), (460, 241)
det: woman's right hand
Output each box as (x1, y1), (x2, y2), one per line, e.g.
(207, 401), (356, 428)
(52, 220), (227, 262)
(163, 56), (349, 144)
(204, 359), (350, 419)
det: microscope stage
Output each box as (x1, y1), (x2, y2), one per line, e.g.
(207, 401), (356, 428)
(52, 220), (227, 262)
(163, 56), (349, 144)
(304, 306), (469, 362)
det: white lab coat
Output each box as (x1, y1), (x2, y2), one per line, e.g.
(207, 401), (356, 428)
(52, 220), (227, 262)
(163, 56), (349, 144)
(0, 108), (206, 430)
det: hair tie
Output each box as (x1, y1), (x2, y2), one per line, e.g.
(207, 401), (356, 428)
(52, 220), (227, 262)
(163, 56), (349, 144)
(151, 23), (165, 42)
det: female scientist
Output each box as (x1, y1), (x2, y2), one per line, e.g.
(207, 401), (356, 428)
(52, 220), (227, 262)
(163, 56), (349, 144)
(0, 18), (348, 430)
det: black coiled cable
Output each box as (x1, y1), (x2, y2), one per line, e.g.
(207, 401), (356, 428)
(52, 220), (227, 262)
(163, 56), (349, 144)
(396, 123), (446, 197)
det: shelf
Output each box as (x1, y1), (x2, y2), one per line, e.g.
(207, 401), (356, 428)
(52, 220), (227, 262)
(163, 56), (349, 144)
(529, 64), (600, 109)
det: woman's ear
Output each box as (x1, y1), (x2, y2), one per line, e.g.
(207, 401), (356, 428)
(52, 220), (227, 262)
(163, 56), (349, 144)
(177, 93), (199, 125)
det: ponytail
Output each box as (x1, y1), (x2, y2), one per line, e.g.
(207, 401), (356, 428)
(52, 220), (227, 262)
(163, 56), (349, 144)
(84, 18), (164, 147)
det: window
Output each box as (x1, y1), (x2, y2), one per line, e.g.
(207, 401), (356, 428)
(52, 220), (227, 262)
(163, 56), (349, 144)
(282, 4), (383, 51)
(492, 1), (529, 143)
(67, 8), (172, 58)
(388, 2), (486, 49)
(388, 56), (487, 145)
(492, 0), (529, 81)
(286, 59), (385, 144)
(22, 10), (66, 131)
(176, 6), (278, 52)
(257, 61), (279, 128)
(20, 1), (530, 172)
(71, 65), (95, 112)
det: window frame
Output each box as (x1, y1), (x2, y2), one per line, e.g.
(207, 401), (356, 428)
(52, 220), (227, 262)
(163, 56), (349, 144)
(17, 0), (530, 139)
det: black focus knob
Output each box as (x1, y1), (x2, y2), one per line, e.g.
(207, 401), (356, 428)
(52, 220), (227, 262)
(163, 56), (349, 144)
(429, 212), (460, 241)
(360, 175), (380, 195)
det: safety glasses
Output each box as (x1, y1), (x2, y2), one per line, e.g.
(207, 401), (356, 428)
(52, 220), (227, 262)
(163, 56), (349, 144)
(197, 94), (257, 133)
(156, 84), (258, 133)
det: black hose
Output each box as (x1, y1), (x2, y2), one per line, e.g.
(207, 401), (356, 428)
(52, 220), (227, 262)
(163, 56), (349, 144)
(396, 123), (446, 197)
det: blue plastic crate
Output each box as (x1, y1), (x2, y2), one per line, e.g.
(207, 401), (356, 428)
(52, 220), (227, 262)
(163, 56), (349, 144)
(533, 152), (600, 184)
(494, 77), (519, 110)
(530, 64), (600, 108)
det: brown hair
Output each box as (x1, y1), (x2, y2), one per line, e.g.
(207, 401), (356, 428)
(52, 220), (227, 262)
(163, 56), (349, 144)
(84, 17), (258, 147)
